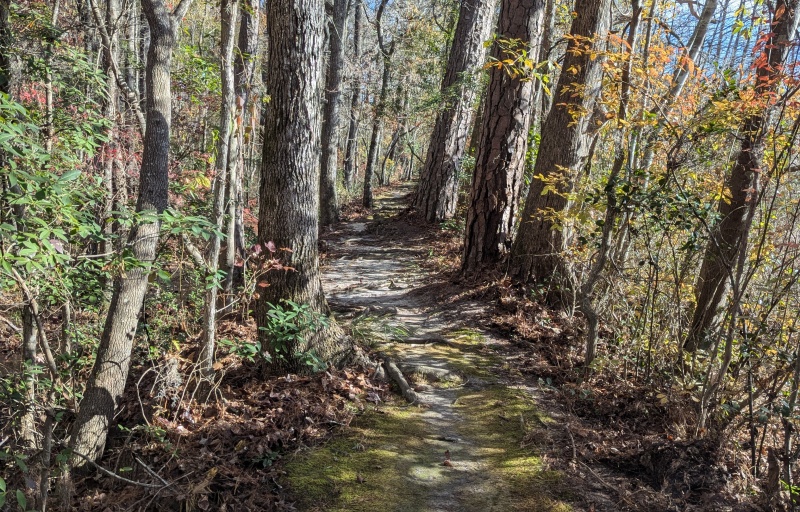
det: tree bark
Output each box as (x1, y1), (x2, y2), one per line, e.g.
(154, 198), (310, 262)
(257, 0), (352, 372)
(362, 0), (393, 209)
(342, 0), (363, 191)
(198, 0), (239, 383)
(101, 0), (119, 258)
(222, 0), (259, 300)
(509, 0), (611, 286)
(414, 0), (496, 223)
(69, 0), (191, 467)
(461, 0), (544, 273)
(684, 0), (799, 351)
(581, 0), (641, 367)
(319, 0), (348, 227)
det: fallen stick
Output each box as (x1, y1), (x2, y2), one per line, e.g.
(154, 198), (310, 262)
(382, 357), (422, 404)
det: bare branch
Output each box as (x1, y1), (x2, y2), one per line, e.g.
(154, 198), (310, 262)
(171, 0), (194, 22)
(87, 0), (147, 136)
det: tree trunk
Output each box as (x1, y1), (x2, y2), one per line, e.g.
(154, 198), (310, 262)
(362, 0), (393, 208)
(69, 0), (191, 467)
(257, 0), (352, 372)
(319, 0), (348, 227)
(581, 0), (641, 367)
(684, 0), (799, 352)
(414, 0), (496, 223)
(198, 0), (238, 383)
(461, 0), (544, 273)
(222, 0), (259, 300)
(20, 307), (39, 448)
(342, 0), (363, 191)
(101, 0), (119, 258)
(363, 54), (390, 208)
(0, 0), (8, 96)
(509, 0), (611, 286)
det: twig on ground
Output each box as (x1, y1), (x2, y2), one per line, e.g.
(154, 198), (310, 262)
(565, 423), (577, 461)
(66, 446), (165, 488)
(135, 456), (169, 486)
(577, 459), (637, 509)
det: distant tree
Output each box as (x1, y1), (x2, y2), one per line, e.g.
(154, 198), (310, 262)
(414, 0), (496, 223)
(461, 0), (544, 273)
(222, 0), (260, 299)
(320, 0), (349, 227)
(342, 0), (363, 191)
(362, 0), (394, 208)
(258, 0), (353, 371)
(198, 0), (239, 383)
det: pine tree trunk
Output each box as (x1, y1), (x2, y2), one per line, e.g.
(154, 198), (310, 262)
(414, 0), (495, 223)
(684, 0), (798, 352)
(258, 0), (352, 372)
(342, 0), (363, 191)
(461, 0), (544, 273)
(69, 0), (191, 467)
(319, 0), (348, 227)
(509, 0), (611, 286)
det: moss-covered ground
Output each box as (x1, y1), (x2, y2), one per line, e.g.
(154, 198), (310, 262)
(284, 330), (574, 511)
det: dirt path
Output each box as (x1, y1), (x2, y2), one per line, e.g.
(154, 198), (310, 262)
(282, 187), (576, 511)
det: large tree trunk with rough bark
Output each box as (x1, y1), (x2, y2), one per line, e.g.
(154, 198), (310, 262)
(319, 0), (348, 227)
(69, 0), (191, 467)
(257, 0), (352, 372)
(414, 0), (495, 223)
(461, 0), (544, 273)
(509, 0), (611, 287)
(684, 0), (798, 352)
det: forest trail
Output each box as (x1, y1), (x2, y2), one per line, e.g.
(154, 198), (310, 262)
(282, 186), (575, 511)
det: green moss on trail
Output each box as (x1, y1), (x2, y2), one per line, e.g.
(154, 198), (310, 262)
(284, 403), (434, 512)
(452, 386), (573, 511)
(283, 385), (574, 511)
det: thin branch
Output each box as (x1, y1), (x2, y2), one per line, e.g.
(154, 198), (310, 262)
(171, 0), (194, 22)
(9, 268), (60, 384)
(0, 314), (21, 333)
(87, 0), (147, 136)
(66, 446), (165, 488)
(181, 233), (208, 268)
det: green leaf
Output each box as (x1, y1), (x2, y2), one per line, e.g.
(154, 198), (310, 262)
(59, 169), (81, 182)
(0, 476), (6, 492)
(16, 489), (25, 509)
